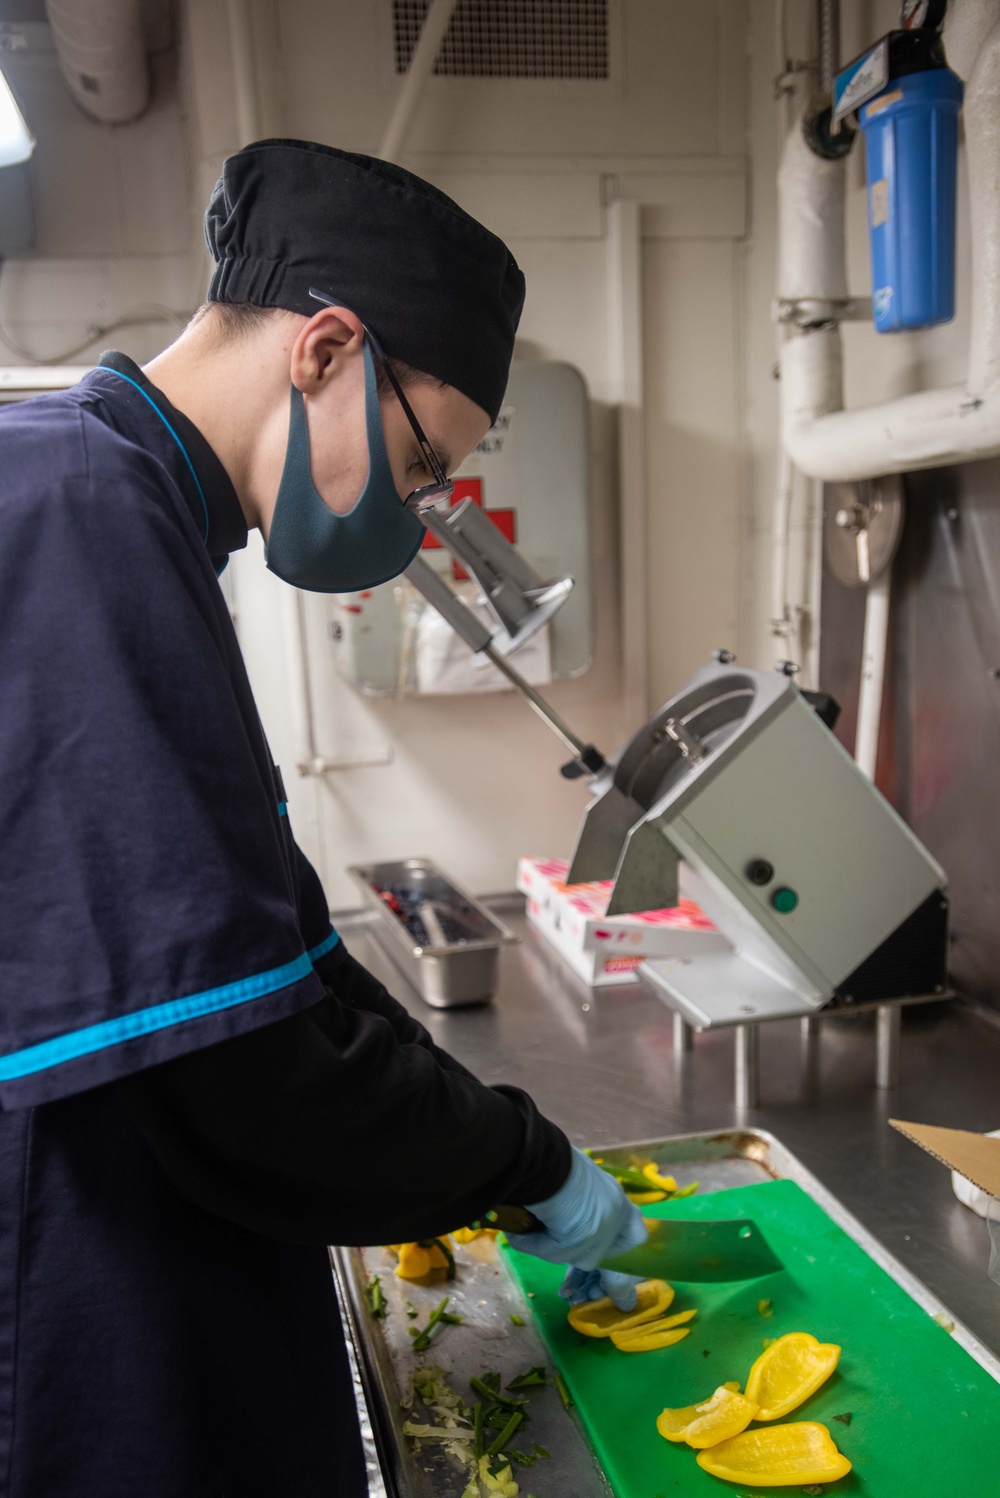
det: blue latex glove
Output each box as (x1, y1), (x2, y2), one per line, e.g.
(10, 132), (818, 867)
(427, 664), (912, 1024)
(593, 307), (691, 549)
(505, 1147), (647, 1311)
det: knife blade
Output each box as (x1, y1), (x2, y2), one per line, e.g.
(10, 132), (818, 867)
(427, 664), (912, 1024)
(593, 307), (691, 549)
(600, 1215), (783, 1283)
(493, 1207), (783, 1282)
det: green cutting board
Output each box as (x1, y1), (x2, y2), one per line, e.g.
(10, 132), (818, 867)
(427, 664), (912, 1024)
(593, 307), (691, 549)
(502, 1180), (1000, 1497)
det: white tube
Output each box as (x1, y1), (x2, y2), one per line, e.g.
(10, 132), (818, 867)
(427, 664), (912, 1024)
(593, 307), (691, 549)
(778, 9), (1000, 483)
(965, 17), (1000, 393)
(854, 568), (891, 781)
(777, 116), (847, 303)
(45, 0), (149, 124)
(944, 0), (1000, 82)
(379, 0), (459, 164)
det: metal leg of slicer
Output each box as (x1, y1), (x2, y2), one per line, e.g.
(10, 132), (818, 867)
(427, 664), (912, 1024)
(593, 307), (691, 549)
(875, 1003), (901, 1090)
(801, 1015), (821, 1040)
(734, 1023), (760, 1110)
(673, 1012), (693, 1054)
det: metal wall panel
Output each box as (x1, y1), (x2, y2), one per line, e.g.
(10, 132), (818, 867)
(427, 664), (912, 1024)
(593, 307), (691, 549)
(821, 459), (1000, 1010)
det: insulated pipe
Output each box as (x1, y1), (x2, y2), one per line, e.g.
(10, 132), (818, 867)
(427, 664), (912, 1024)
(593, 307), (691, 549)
(45, 0), (149, 124)
(779, 4), (1000, 482)
(379, 0), (459, 164)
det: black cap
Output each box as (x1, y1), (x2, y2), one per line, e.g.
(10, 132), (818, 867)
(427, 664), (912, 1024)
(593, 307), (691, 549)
(204, 138), (525, 423)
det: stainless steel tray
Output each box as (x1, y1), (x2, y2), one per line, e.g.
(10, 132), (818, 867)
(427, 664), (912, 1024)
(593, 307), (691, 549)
(347, 858), (518, 1009)
(332, 1126), (1000, 1498)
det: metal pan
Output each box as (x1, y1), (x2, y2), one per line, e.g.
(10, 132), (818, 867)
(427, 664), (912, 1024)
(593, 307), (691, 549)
(347, 858), (519, 1008)
(331, 1125), (1000, 1498)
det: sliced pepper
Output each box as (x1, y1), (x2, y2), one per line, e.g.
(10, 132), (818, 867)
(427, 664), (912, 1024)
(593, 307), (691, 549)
(626, 1189), (668, 1205)
(610, 1307), (697, 1346)
(745, 1332), (841, 1420)
(452, 1226), (501, 1244)
(642, 1163), (678, 1192)
(391, 1236), (455, 1281)
(566, 1279), (674, 1338)
(611, 1325), (690, 1353)
(656, 1384), (759, 1447)
(695, 1422), (852, 1486)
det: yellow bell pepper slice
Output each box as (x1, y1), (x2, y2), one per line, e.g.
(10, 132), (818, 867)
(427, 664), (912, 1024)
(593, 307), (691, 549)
(391, 1236), (455, 1281)
(566, 1278), (674, 1338)
(610, 1307), (697, 1346)
(451, 1226), (500, 1244)
(656, 1384), (759, 1447)
(642, 1163), (678, 1192)
(626, 1189), (667, 1205)
(744, 1332), (841, 1420)
(695, 1422), (852, 1486)
(611, 1325), (691, 1352)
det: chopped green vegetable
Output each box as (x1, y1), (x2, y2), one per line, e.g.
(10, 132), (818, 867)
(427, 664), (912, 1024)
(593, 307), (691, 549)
(762, 1336), (777, 1350)
(507, 1446), (536, 1466)
(673, 1181), (700, 1198)
(933, 1311), (955, 1332)
(802, 1487), (826, 1495)
(429, 1235), (457, 1280)
(593, 1160), (658, 1192)
(486, 1410), (524, 1456)
(555, 1370), (573, 1409)
(409, 1295), (461, 1352)
(473, 1398), (485, 1460)
(506, 1366), (546, 1390)
(365, 1274), (388, 1320)
(757, 1298), (774, 1318)
(470, 1375), (526, 1410)
(532, 1442), (551, 1459)
(509, 1312), (525, 1326)
(833, 1412), (853, 1426)
(404, 1300), (418, 1319)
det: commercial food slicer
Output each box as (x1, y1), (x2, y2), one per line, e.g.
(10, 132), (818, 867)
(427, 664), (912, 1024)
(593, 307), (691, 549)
(564, 658), (949, 1105)
(401, 503), (949, 1105)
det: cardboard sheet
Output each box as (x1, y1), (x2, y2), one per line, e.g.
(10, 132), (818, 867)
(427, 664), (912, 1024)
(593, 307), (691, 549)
(890, 1119), (1000, 1198)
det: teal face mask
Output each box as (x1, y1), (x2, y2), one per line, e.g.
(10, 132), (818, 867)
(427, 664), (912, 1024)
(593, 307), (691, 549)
(265, 339), (426, 593)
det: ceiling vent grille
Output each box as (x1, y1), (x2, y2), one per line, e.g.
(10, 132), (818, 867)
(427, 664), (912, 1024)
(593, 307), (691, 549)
(392, 0), (609, 80)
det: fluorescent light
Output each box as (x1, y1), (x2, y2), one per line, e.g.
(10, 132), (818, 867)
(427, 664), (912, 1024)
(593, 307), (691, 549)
(0, 65), (33, 169)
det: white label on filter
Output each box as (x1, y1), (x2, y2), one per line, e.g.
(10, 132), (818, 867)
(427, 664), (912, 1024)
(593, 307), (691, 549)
(833, 39), (889, 125)
(870, 179), (889, 228)
(874, 286), (894, 319)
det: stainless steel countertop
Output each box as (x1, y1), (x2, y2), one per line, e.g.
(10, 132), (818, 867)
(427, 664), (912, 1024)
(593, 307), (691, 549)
(337, 895), (1000, 1361)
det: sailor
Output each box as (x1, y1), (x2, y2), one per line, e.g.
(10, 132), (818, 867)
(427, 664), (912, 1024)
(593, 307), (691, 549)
(0, 139), (644, 1495)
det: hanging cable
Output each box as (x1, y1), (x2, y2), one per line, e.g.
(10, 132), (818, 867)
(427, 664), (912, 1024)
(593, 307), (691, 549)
(0, 260), (191, 365)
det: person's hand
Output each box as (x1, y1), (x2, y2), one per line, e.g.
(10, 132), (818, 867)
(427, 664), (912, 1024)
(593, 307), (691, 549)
(559, 1266), (642, 1312)
(505, 1147), (647, 1311)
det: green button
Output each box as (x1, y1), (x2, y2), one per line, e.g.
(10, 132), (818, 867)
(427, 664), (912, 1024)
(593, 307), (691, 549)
(772, 887), (798, 914)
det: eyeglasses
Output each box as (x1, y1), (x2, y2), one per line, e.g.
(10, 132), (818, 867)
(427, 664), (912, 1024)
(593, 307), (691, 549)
(308, 287), (454, 515)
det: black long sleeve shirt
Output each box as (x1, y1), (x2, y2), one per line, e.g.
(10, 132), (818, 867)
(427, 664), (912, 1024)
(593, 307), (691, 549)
(120, 951), (571, 1247)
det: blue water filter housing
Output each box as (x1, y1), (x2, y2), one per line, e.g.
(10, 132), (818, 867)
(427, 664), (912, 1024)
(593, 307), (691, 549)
(859, 66), (963, 332)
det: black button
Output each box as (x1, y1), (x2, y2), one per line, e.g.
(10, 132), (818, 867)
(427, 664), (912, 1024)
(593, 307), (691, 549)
(746, 860), (774, 886)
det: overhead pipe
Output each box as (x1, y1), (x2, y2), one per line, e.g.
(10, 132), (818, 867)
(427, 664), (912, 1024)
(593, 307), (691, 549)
(816, 0), (840, 98)
(249, 0), (456, 775)
(379, 0), (459, 164)
(778, 0), (1000, 481)
(45, 0), (150, 124)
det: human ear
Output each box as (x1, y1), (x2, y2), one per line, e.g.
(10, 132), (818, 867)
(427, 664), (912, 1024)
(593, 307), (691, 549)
(290, 305), (365, 395)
